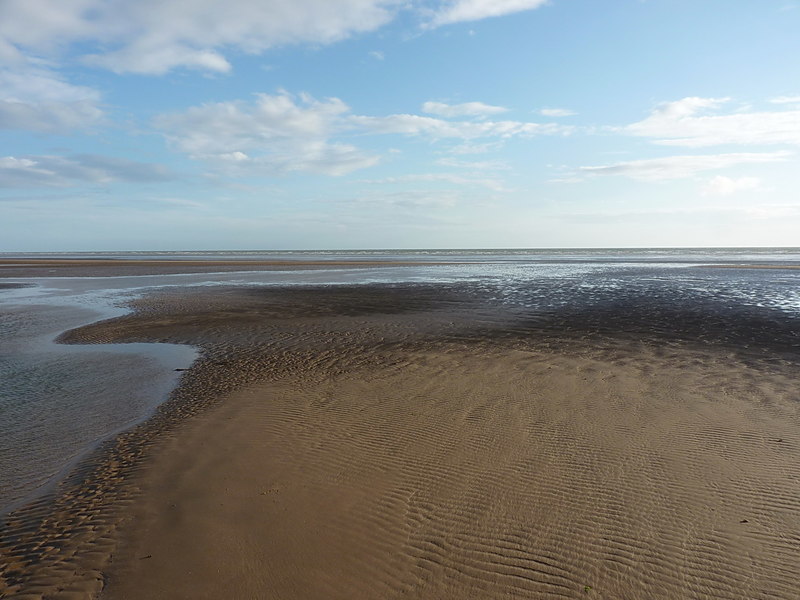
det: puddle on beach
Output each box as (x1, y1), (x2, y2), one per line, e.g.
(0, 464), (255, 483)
(0, 287), (196, 515)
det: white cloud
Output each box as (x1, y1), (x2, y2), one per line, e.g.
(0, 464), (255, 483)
(88, 46), (233, 75)
(579, 152), (790, 181)
(351, 113), (564, 139)
(155, 91), (570, 176)
(770, 95), (800, 104)
(422, 101), (508, 117)
(626, 97), (800, 147)
(539, 107), (576, 117)
(0, 0), (99, 52)
(0, 0), (400, 75)
(0, 1), (558, 75)
(0, 154), (173, 187)
(651, 96), (730, 118)
(155, 92), (379, 176)
(369, 50), (385, 60)
(0, 67), (104, 132)
(427, 0), (549, 27)
(701, 175), (761, 197)
(157, 93), (351, 156)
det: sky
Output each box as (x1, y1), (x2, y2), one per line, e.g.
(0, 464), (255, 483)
(1, 0), (800, 251)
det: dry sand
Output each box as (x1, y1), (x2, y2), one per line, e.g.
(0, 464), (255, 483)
(106, 349), (800, 600)
(2, 281), (799, 599)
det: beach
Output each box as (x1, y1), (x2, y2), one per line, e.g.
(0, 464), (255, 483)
(6, 1), (800, 597)
(1, 255), (799, 599)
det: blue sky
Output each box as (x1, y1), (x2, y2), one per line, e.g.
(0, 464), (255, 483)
(1, 0), (799, 250)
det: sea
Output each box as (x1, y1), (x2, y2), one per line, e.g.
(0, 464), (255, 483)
(2, 248), (800, 515)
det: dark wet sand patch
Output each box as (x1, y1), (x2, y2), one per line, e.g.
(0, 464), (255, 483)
(0, 259), (453, 278)
(0, 282), (34, 290)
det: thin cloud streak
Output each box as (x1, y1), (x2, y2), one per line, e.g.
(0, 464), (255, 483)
(579, 152), (791, 181)
(423, 101), (508, 117)
(626, 97), (800, 147)
(427, 0), (549, 27)
(0, 154), (173, 187)
(539, 107), (576, 117)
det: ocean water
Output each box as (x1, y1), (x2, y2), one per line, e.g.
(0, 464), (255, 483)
(1, 248), (799, 514)
(3, 246), (800, 264)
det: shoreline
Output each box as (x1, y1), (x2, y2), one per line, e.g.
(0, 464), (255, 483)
(3, 256), (800, 281)
(2, 278), (799, 598)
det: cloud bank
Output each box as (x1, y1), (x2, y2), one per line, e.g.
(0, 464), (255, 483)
(155, 93), (379, 176)
(155, 92), (566, 176)
(0, 0), (550, 76)
(0, 0), (400, 75)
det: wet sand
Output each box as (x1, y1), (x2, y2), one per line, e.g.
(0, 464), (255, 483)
(0, 259), (443, 279)
(2, 280), (799, 599)
(703, 264), (800, 270)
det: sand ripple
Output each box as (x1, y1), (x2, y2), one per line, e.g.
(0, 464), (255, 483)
(2, 283), (799, 599)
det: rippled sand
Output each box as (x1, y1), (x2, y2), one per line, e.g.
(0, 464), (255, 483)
(2, 282), (799, 599)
